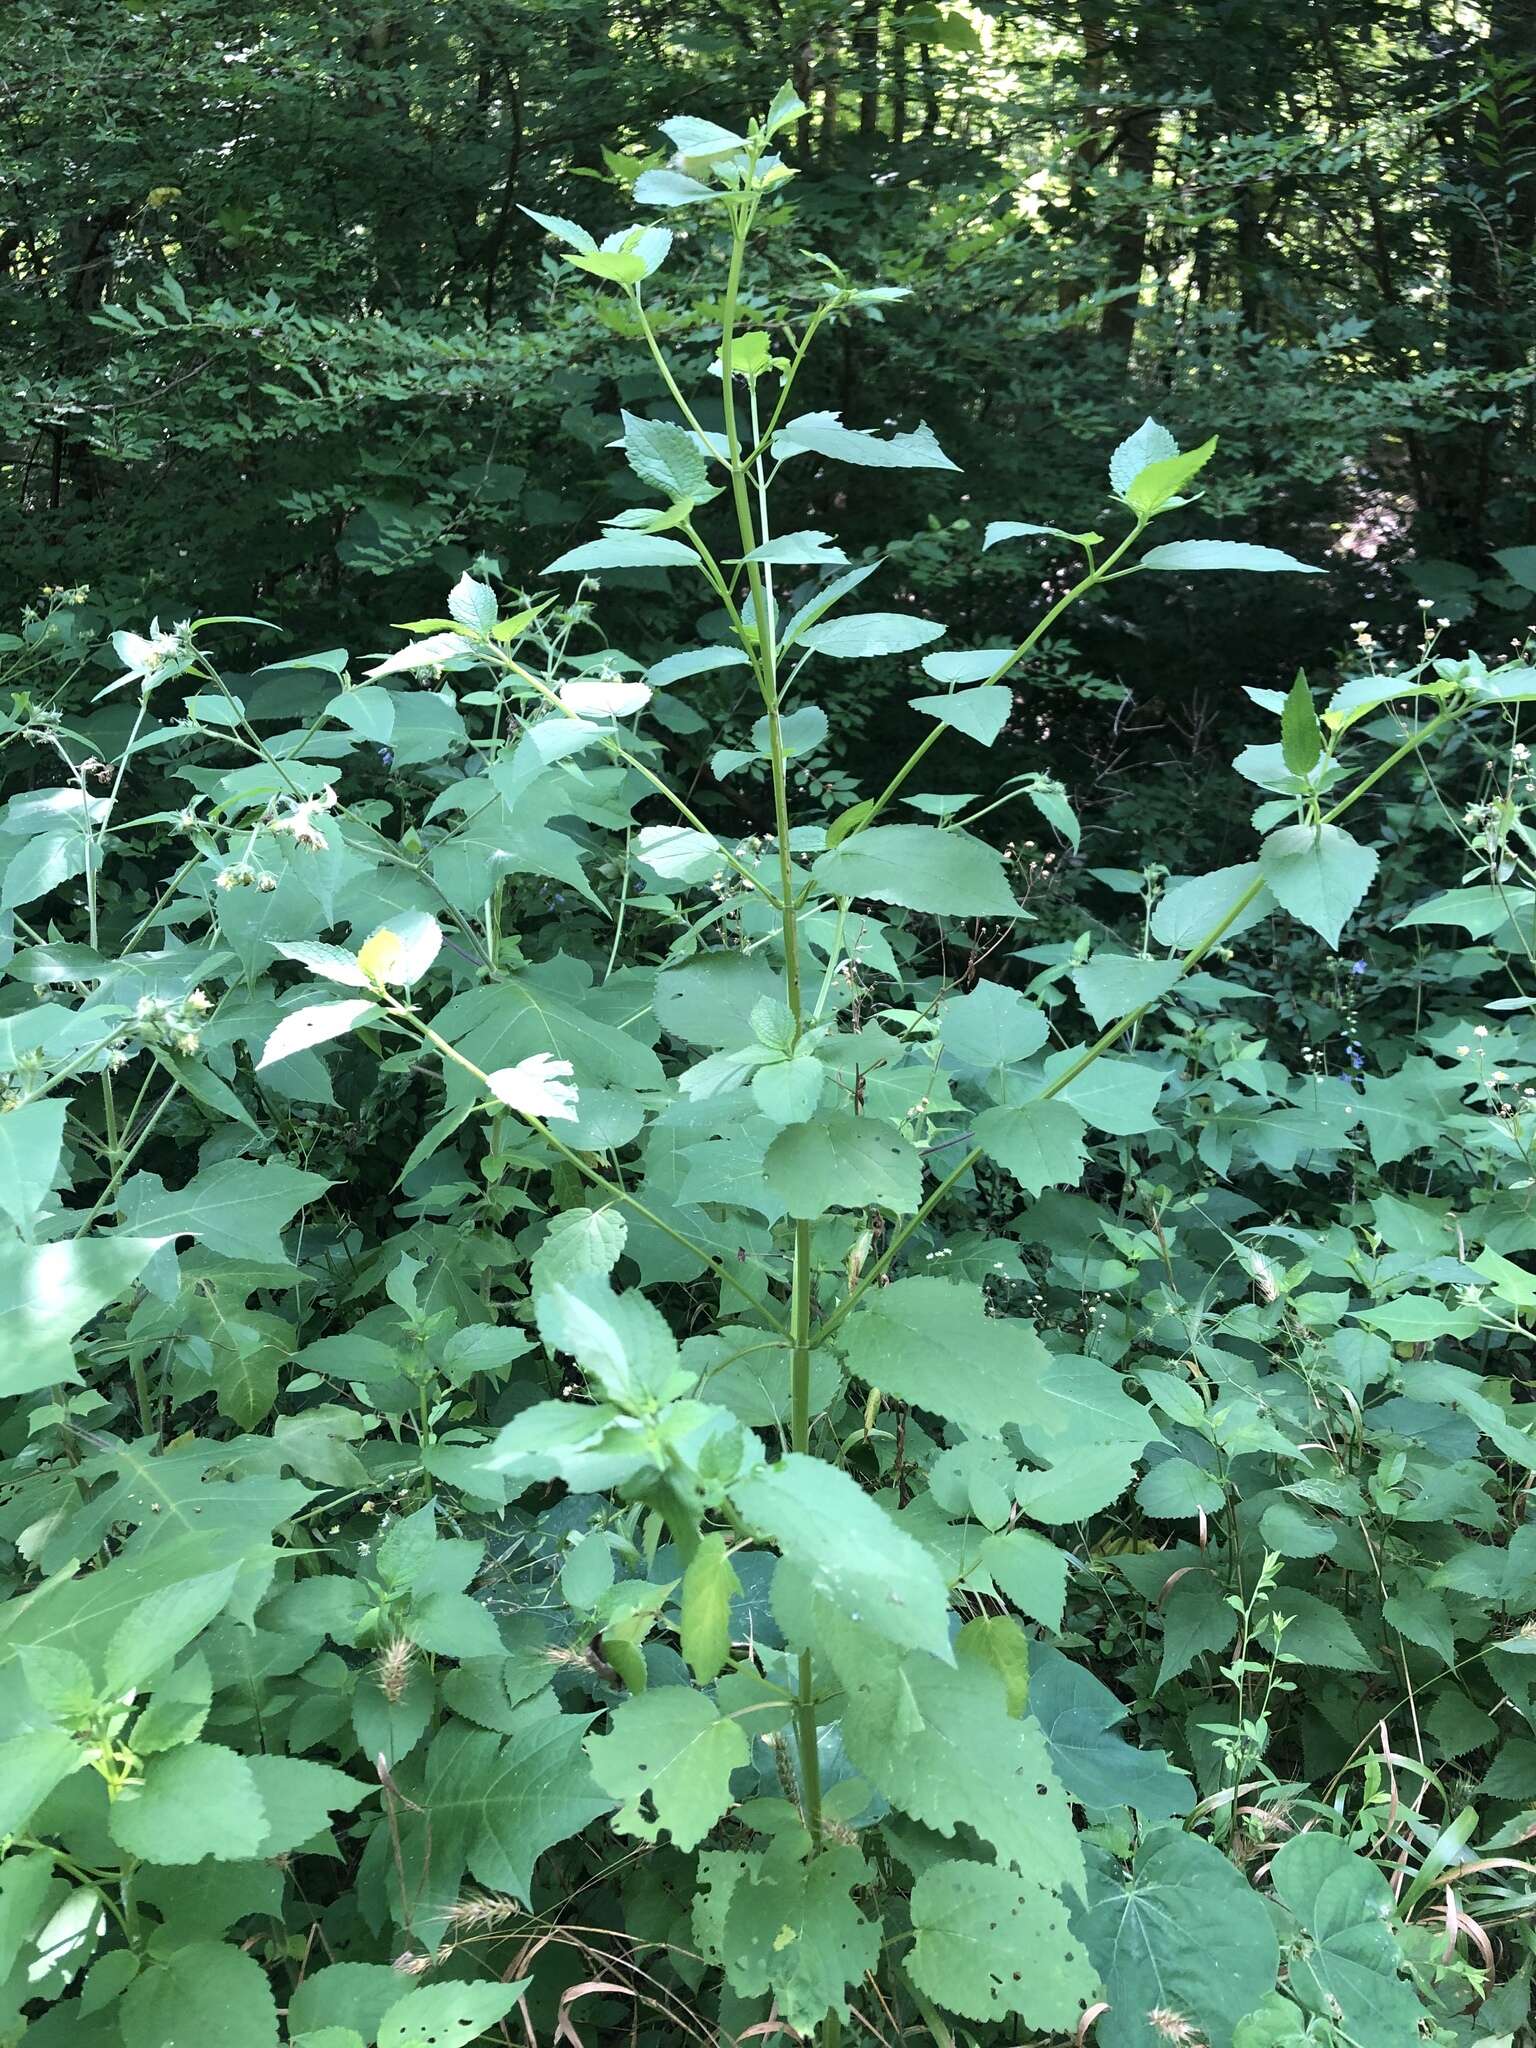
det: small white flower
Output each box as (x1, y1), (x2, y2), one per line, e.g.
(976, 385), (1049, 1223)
(111, 619), (189, 684)
(1456, 1045), (1471, 1058)
(486, 1052), (580, 1123)
(1475, 1024), (1489, 1038)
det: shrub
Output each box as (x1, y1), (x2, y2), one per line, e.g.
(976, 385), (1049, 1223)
(2, 89), (1535, 2048)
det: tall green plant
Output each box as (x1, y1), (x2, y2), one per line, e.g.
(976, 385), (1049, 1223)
(3, 85), (1533, 2048)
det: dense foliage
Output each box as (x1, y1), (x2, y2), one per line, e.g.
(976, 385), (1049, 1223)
(3, 47), (1536, 2048)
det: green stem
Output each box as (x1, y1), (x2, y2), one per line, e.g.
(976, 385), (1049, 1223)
(789, 1218), (824, 1839)
(856, 521), (1146, 833)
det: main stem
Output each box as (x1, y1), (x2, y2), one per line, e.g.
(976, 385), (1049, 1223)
(715, 169), (822, 1843)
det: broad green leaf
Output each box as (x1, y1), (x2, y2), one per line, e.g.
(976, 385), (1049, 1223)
(543, 533), (699, 573)
(976, 1531), (1069, 1633)
(1070, 954), (1183, 1030)
(907, 1857), (1095, 2028)
(519, 206), (595, 252)
(0, 1235), (165, 1395)
(738, 530), (848, 566)
(585, 1687), (748, 1850)
(763, 1112), (922, 1217)
(0, 1098), (65, 1232)
(531, 1207), (628, 1290)
(1139, 539), (1321, 574)
(446, 571), (496, 633)
(719, 1840), (881, 2034)
(412, 1707), (612, 1903)
(257, 999), (377, 1070)
(811, 825), (1019, 918)
(245, 1755), (368, 1855)
(955, 1612), (1034, 1712)
(810, 1615), (1083, 1888)
(616, 410), (711, 501)
(1108, 417), (1178, 497)
(377, 1979), (531, 2048)
(975, 1100), (1087, 1195)
(908, 684), (1010, 746)
(921, 647), (1012, 685)
(1135, 1456), (1225, 1519)
(772, 411), (959, 471)
(1149, 861), (1273, 949)
(982, 520), (1084, 551)
(939, 979), (1049, 1066)
(534, 1277), (693, 1413)
(1081, 1827), (1278, 2048)
(1280, 668), (1323, 773)
(1259, 822), (1378, 950)
(119, 1941), (279, 2048)
(797, 612), (944, 660)
(1268, 1589), (1377, 1673)
(736, 1455), (952, 1658)
(1269, 1834), (1425, 2047)
(1122, 435), (1217, 513)
(837, 1277), (1048, 1437)
(681, 1532), (741, 1683)
(109, 1743), (267, 1864)
(751, 1053), (826, 1125)
(1028, 1648), (1192, 1818)
(0, 1730), (87, 1836)
(287, 1965), (407, 2040)
(114, 1158), (330, 1263)
(633, 167), (716, 206)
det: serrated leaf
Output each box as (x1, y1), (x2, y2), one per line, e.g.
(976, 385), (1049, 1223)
(377, 1979), (530, 2048)
(120, 1941), (279, 2048)
(720, 1840), (881, 2034)
(838, 1277), (1047, 1437)
(0, 1098), (65, 1231)
(738, 1455), (952, 1657)
(681, 1533), (741, 1683)
(109, 1743), (267, 1864)
(974, 1100), (1087, 1196)
(907, 1858), (1095, 2028)
(764, 1112), (922, 1217)
(1028, 1647), (1192, 1818)
(543, 533), (699, 573)
(1108, 418), (1180, 497)
(938, 979), (1049, 1065)
(446, 572), (497, 633)
(1122, 436), (1218, 513)
(908, 684), (1011, 746)
(772, 411), (959, 471)
(616, 410), (712, 501)
(1259, 822), (1378, 949)
(811, 825), (1019, 918)
(797, 611), (944, 660)
(114, 1158), (330, 1263)
(519, 206), (595, 252)
(1139, 539), (1322, 574)
(585, 1687), (748, 1849)
(1280, 669), (1323, 773)
(258, 999), (377, 1070)
(0, 1236), (166, 1396)
(1269, 1835), (1426, 2048)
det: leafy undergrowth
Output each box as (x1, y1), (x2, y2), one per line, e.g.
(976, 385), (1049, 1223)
(2, 92), (1535, 2048)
